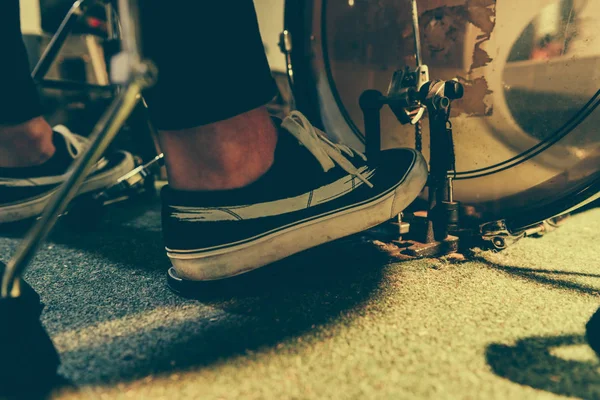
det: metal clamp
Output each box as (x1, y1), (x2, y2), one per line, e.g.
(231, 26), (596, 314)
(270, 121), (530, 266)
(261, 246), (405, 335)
(480, 217), (567, 250)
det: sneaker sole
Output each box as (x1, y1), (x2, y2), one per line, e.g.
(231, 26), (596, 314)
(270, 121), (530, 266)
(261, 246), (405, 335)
(0, 151), (136, 224)
(167, 152), (428, 281)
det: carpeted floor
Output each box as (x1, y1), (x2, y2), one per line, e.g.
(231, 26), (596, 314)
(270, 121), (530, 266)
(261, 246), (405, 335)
(1, 197), (599, 399)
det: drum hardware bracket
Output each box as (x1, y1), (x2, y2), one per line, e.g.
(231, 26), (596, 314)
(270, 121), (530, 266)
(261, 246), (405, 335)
(359, 77), (464, 258)
(479, 216), (567, 251)
(414, 120), (423, 152)
(357, 0), (465, 258)
(59, 153), (165, 228)
(479, 220), (526, 250)
(398, 210), (460, 258)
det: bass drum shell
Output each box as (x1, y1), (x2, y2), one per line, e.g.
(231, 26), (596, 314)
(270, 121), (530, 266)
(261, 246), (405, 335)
(285, 0), (600, 230)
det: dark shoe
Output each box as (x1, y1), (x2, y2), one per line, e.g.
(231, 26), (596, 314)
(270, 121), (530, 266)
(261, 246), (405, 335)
(0, 125), (135, 223)
(162, 111), (428, 281)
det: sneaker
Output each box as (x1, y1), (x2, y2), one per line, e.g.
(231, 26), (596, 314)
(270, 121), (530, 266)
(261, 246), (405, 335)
(162, 111), (428, 281)
(0, 125), (135, 224)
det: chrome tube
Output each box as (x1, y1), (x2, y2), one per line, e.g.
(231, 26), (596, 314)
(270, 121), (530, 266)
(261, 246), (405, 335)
(410, 0), (423, 67)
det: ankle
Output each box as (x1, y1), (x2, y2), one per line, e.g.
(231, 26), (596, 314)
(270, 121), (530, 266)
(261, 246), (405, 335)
(159, 107), (278, 191)
(0, 117), (55, 168)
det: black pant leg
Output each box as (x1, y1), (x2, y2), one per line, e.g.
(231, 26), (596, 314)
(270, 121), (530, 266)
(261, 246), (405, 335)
(0, 0), (44, 125)
(0, 1), (277, 128)
(140, 1), (278, 130)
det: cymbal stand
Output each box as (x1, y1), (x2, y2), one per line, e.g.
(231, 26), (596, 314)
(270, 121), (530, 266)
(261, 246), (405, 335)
(0, 0), (156, 394)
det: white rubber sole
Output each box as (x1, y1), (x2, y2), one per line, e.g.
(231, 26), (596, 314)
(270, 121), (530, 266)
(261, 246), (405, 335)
(167, 152), (428, 281)
(0, 151), (136, 224)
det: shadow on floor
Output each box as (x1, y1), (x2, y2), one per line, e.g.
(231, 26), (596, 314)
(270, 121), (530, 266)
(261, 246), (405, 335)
(477, 257), (600, 296)
(0, 200), (400, 388)
(486, 334), (600, 400)
(0, 196), (168, 272)
(56, 235), (392, 386)
(480, 250), (600, 399)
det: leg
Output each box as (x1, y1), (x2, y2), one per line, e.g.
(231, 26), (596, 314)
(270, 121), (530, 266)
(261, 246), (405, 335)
(0, 0), (54, 167)
(140, 1), (279, 191)
(144, 2), (429, 281)
(158, 107), (278, 190)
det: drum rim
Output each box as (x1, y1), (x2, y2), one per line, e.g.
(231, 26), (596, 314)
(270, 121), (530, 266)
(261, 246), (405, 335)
(506, 174), (600, 230)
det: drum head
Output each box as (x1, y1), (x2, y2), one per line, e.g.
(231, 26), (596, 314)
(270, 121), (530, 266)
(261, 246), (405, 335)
(287, 0), (600, 230)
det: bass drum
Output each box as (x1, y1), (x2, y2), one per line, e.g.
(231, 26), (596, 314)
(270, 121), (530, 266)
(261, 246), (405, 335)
(284, 0), (600, 232)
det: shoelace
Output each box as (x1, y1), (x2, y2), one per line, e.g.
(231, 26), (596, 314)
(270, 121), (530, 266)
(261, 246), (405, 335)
(281, 111), (374, 188)
(53, 125), (87, 158)
(53, 125), (108, 173)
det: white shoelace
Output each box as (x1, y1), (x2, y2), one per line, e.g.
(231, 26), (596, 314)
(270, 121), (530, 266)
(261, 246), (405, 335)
(53, 125), (108, 173)
(281, 111), (374, 188)
(53, 125), (87, 158)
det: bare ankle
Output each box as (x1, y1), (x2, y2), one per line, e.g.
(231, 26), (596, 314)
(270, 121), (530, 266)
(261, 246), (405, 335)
(0, 117), (55, 168)
(159, 107), (278, 191)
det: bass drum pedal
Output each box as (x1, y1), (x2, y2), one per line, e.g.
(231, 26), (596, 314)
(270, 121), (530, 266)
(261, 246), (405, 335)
(60, 153), (164, 229)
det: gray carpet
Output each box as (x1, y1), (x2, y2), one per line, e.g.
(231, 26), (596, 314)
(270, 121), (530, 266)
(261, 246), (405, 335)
(1, 197), (599, 399)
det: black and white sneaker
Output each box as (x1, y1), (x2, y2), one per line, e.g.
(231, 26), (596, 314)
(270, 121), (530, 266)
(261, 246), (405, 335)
(162, 111), (428, 281)
(0, 125), (135, 223)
